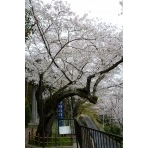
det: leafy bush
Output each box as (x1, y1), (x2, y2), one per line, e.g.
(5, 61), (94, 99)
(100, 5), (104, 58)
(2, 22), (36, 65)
(25, 99), (31, 127)
(109, 125), (121, 135)
(104, 124), (122, 136)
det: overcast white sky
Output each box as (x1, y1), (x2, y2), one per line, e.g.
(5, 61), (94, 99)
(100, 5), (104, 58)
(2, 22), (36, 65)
(43, 0), (123, 28)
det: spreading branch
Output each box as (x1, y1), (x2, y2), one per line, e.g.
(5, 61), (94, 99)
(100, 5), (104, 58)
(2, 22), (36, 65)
(85, 56), (123, 99)
(99, 57), (123, 75)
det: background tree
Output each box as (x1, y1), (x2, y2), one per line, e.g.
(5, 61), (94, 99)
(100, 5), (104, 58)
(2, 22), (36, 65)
(25, 9), (36, 41)
(96, 65), (123, 130)
(25, 0), (36, 41)
(25, 0), (123, 137)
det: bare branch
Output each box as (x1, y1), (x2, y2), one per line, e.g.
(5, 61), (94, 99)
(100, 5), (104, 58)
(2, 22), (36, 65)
(99, 57), (123, 75)
(84, 56), (123, 97)
(93, 74), (105, 96)
(76, 62), (88, 80)
(86, 74), (95, 93)
(100, 83), (123, 90)
(53, 81), (73, 97)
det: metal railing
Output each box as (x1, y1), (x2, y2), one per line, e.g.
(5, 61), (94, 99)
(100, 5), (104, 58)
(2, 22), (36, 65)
(74, 119), (123, 148)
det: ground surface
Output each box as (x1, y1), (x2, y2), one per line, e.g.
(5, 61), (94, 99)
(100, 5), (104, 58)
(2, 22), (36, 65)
(25, 128), (30, 144)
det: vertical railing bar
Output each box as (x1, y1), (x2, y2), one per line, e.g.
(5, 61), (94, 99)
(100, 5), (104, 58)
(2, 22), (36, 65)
(84, 127), (87, 148)
(94, 132), (98, 147)
(96, 130), (99, 148)
(100, 132), (103, 148)
(109, 136), (111, 148)
(115, 138), (118, 148)
(98, 131), (100, 148)
(108, 135), (111, 148)
(84, 127), (86, 148)
(80, 125), (82, 148)
(82, 127), (84, 148)
(102, 132), (105, 148)
(94, 130), (96, 147)
(97, 130), (100, 147)
(107, 135), (110, 148)
(111, 135), (114, 148)
(112, 135), (115, 148)
(102, 133), (105, 148)
(88, 128), (91, 148)
(93, 129), (95, 148)
(88, 127), (90, 148)
(75, 121), (79, 148)
(94, 130), (97, 148)
(100, 133), (103, 148)
(105, 134), (108, 148)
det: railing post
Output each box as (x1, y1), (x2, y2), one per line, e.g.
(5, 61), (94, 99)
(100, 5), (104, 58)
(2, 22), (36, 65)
(46, 134), (48, 146)
(31, 128), (33, 136)
(39, 134), (40, 146)
(29, 132), (30, 143)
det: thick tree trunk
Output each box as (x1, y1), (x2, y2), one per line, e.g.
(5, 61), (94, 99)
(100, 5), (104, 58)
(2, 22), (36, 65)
(36, 111), (56, 137)
(35, 103), (57, 146)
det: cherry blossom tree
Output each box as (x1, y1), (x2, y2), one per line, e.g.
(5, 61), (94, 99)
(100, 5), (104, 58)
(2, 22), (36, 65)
(96, 64), (123, 130)
(25, 0), (123, 137)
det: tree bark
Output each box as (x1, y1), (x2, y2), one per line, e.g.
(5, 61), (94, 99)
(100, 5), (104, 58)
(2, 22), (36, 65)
(36, 109), (56, 137)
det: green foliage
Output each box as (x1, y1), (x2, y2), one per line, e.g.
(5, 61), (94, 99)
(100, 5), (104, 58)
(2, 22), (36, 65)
(104, 124), (122, 136)
(99, 114), (122, 135)
(25, 99), (31, 127)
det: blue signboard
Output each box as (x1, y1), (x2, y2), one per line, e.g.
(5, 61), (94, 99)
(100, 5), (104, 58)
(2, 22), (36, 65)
(58, 101), (63, 126)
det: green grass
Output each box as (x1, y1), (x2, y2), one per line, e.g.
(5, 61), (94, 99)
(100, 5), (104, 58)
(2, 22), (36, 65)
(47, 136), (73, 146)
(29, 136), (73, 147)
